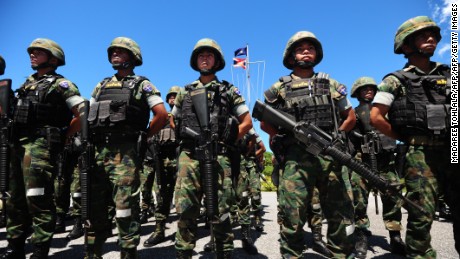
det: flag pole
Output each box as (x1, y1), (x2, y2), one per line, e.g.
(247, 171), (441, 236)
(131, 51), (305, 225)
(246, 43), (251, 109)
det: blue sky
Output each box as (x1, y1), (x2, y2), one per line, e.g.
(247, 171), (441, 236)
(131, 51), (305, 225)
(0, 0), (455, 152)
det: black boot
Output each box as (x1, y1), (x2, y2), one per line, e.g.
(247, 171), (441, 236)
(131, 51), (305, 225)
(254, 214), (264, 232)
(354, 228), (368, 259)
(30, 240), (51, 259)
(176, 250), (193, 259)
(0, 238), (26, 259)
(121, 248), (138, 259)
(66, 217), (84, 240)
(241, 224), (258, 255)
(203, 239), (215, 252)
(143, 221), (166, 247)
(311, 227), (333, 257)
(139, 210), (150, 224)
(389, 231), (406, 256)
(55, 213), (66, 233)
(215, 250), (233, 259)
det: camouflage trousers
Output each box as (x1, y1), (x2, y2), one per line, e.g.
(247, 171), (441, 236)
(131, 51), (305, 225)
(403, 145), (458, 259)
(153, 155), (177, 222)
(86, 141), (142, 254)
(234, 156), (262, 225)
(70, 164), (81, 217)
(6, 137), (57, 243)
(140, 163), (155, 211)
(54, 152), (79, 215)
(350, 154), (403, 231)
(174, 150), (235, 253)
(278, 144), (354, 259)
(308, 186), (324, 230)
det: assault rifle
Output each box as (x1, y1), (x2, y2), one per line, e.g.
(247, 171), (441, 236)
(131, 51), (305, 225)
(183, 88), (219, 252)
(252, 100), (428, 215)
(0, 79), (12, 226)
(78, 100), (95, 256)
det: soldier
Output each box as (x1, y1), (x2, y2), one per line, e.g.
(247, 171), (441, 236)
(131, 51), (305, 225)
(85, 37), (168, 258)
(1, 38), (85, 259)
(171, 38), (252, 259)
(370, 16), (459, 257)
(66, 133), (84, 241)
(139, 143), (156, 224)
(349, 77), (405, 258)
(260, 31), (356, 258)
(143, 86), (180, 247)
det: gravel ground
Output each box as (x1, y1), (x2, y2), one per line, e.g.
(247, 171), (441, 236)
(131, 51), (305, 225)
(0, 191), (457, 258)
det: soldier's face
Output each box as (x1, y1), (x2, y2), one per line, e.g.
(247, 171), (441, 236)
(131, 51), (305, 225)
(29, 49), (50, 67)
(412, 29), (438, 54)
(293, 41), (317, 63)
(168, 94), (176, 106)
(197, 50), (216, 71)
(111, 48), (131, 65)
(359, 86), (375, 101)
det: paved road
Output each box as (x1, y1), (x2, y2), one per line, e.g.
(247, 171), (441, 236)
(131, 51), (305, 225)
(1, 192), (457, 258)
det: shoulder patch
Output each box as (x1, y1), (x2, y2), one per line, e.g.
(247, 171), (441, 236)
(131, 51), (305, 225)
(143, 82), (153, 93)
(234, 87), (241, 96)
(59, 80), (70, 89)
(337, 84), (347, 96)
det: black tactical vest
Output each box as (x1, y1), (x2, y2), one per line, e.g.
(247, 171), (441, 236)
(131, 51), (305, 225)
(387, 65), (451, 140)
(88, 76), (150, 132)
(179, 81), (237, 143)
(278, 73), (336, 132)
(13, 74), (72, 130)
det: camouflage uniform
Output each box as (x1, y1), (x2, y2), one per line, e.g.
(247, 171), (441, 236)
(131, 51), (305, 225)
(349, 77), (405, 257)
(143, 113), (178, 246)
(86, 37), (164, 258)
(172, 38), (250, 259)
(140, 154), (155, 221)
(5, 38), (84, 258)
(372, 16), (459, 258)
(264, 31), (355, 258)
(173, 78), (247, 253)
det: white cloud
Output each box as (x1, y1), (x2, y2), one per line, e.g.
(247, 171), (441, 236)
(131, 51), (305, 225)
(437, 43), (450, 57)
(432, 0), (456, 25)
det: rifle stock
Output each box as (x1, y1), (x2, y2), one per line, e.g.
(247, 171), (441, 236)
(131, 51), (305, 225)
(252, 100), (428, 216)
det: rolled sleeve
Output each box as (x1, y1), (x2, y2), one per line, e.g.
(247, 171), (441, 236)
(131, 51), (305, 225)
(171, 106), (181, 117)
(234, 103), (249, 117)
(373, 92), (394, 106)
(147, 95), (164, 109)
(66, 95), (85, 110)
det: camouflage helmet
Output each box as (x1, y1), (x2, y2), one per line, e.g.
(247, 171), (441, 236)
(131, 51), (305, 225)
(394, 16), (441, 54)
(0, 55), (5, 75)
(27, 38), (65, 66)
(283, 31), (323, 69)
(351, 77), (377, 98)
(190, 38), (225, 72)
(166, 86), (180, 100)
(107, 37), (143, 66)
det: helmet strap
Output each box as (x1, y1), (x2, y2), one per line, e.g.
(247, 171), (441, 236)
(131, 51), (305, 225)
(112, 61), (133, 70)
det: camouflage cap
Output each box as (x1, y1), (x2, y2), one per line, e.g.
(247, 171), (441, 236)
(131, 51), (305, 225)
(27, 38), (65, 66)
(0, 55), (5, 75)
(283, 31), (323, 69)
(166, 86), (180, 100)
(108, 37), (143, 66)
(394, 16), (441, 54)
(351, 77), (377, 98)
(190, 38), (225, 72)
